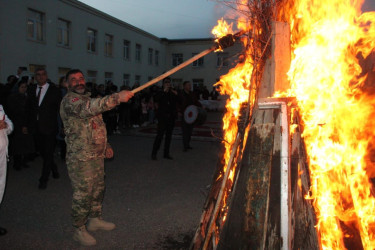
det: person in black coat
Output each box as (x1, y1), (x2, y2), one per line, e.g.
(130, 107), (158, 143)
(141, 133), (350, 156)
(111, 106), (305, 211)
(151, 77), (178, 160)
(26, 68), (61, 189)
(7, 79), (35, 170)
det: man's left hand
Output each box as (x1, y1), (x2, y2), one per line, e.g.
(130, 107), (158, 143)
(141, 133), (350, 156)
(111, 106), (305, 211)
(105, 147), (114, 159)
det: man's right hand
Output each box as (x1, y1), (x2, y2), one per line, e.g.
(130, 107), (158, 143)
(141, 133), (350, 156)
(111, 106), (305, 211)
(118, 90), (134, 102)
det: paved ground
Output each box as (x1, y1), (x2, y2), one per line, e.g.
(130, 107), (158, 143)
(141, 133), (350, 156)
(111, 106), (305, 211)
(0, 112), (224, 249)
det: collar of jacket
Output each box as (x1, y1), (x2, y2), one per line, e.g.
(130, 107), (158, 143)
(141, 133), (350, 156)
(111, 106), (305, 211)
(68, 90), (91, 98)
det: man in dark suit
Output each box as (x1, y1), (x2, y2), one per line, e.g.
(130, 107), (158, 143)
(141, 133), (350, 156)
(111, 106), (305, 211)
(26, 68), (61, 189)
(151, 77), (178, 160)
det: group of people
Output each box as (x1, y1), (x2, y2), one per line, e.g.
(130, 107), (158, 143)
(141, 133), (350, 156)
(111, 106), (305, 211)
(0, 67), (213, 246)
(0, 68), (135, 245)
(151, 78), (201, 160)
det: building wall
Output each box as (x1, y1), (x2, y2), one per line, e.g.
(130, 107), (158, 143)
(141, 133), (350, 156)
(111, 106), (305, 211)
(0, 0), (241, 89)
(165, 39), (242, 90)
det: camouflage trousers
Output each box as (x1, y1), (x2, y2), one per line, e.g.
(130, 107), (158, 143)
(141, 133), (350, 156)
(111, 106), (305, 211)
(66, 158), (105, 228)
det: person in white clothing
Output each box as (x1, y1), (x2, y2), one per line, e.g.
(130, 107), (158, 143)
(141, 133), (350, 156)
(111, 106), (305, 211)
(0, 104), (13, 236)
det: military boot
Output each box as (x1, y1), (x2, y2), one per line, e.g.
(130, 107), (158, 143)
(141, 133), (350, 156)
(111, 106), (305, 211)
(87, 217), (116, 231)
(73, 225), (96, 246)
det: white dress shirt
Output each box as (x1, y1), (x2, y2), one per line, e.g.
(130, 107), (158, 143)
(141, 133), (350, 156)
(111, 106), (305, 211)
(36, 83), (50, 106)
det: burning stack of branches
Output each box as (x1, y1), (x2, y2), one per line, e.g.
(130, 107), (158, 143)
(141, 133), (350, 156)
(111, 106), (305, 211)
(191, 0), (287, 249)
(193, 0), (375, 249)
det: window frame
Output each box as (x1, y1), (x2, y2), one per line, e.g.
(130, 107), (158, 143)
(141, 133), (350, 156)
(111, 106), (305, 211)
(216, 52), (229, 67)
(87, 28), (97, 53)
(27, 8), (45, 42)
(155, 50), (159, 66)
(57, 18), (71, 47)
(148, 48), (153, 65)
(104, 33), (114, 57)
(135, 75), (141, 85)
(87, 70), (98, 83)
(192, 53), (204, 67)
(123, 40), (130, 60)
(123, 74), (130, 86)
(135, 43), (142, 62)
(104, 72), (113, 84)
(172, 53), (183, 66)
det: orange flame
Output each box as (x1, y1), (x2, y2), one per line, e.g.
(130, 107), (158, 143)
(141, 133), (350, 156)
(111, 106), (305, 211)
(277, 0), (375, 248)
(212, 18), (234, 39)
(214, 0), (375, 248)
(210, 3), (255, 231)
(212, 18), (235, 52)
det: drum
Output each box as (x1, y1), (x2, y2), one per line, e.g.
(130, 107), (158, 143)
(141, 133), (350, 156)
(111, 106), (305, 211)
(184, 105), (207, 126)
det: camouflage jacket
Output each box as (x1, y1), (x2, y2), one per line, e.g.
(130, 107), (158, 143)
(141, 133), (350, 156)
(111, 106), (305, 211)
(60, 91), (120, 162)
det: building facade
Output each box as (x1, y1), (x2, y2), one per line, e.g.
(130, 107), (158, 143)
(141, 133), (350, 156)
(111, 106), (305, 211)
(0, 0), (241, 90)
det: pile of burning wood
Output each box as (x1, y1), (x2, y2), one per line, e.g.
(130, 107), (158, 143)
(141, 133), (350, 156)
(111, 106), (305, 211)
(187, 0), (375, 249)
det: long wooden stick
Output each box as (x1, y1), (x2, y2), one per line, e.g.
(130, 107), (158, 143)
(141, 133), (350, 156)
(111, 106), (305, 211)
(131, 30), (246, 94)
(202, 132), (242, 250)
(131, 46), (215, 94)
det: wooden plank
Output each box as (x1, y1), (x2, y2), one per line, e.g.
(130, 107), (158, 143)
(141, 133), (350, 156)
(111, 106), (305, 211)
(191, 145), (226, 250)
(265, 109), (281, 249)
(290, 110), (320, 249)
(217, 122), (277, 249)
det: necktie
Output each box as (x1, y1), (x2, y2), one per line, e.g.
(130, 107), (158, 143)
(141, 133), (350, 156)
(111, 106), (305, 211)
(37, 86), (42, 106)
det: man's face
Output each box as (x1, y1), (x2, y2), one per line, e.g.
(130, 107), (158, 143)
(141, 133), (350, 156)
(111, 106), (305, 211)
(184, 82), (191, 92)
(35, 70), (48, 86)
(163, 80), (171, 90)
(18, 83), (27, 94)
(68, 72), (86, 94)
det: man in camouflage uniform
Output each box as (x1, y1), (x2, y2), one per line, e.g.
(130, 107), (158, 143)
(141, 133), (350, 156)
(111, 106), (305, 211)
(60, 69), (133, 246)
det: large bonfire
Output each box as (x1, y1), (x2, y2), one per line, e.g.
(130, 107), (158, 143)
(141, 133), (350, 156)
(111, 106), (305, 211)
(213, 0), (375, 249)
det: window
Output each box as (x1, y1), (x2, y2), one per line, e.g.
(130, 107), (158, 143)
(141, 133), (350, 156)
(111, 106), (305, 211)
(135, 44), (142, 62)
(57, 18), (70, 47)
(123, 40), (130, 60)
(217, 52), (229, 67)
(27, 9), (44, 41)
(192, 79), (204, 91)
(148, 48), (153, 65)
(29, 64), (45, 75)
(58, 67), (70, 79)
(192, 53), (204, 67)
(172, 53), (183, 66)
(123, 74), (130, 86)
(105, 72), (113, 84)
(104, 34), (113, 56)
(87, 70), (97, 83)
(87, 28), (97, 52)
(172, 78), (183, 90)
(155, 50), (159, 66)
(135, 75), (141, 85)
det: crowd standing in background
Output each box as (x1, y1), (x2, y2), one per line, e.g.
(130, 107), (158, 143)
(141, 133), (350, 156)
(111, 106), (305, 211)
(0, 66), (222, 244)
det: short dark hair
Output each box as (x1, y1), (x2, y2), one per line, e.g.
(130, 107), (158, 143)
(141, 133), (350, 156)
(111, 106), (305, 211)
(18, 78), (28, 87)
(65, 69), (83, 80)
(7, 75), (16, 82)
(163, 77), (171, 83)
(183, 81), (190, 86)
